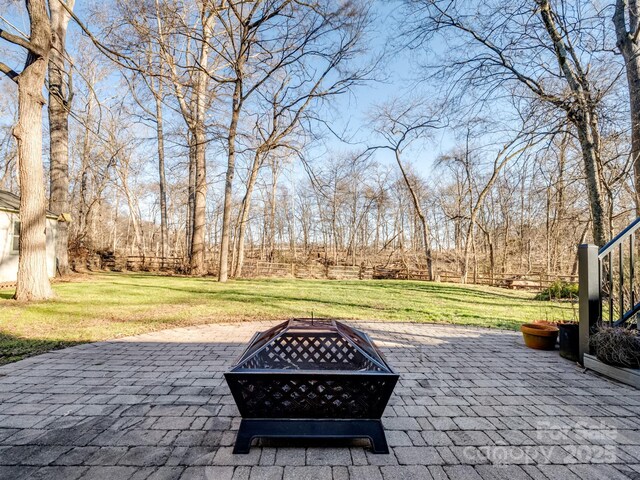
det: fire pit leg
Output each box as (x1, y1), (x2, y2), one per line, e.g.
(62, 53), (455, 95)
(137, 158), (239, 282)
(232, 419), (390, 454)
(366, 421), (390, 454)
(233, 421), (255, 454)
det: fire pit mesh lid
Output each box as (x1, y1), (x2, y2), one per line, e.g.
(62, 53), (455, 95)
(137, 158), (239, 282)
(231, 318), (393, 373)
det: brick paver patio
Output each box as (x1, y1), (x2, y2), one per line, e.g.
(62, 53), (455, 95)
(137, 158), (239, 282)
(1, 321), (640, 479)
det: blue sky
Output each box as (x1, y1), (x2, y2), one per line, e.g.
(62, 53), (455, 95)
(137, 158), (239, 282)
(317, 1), (455, 177)
(0, 0), (453, 182)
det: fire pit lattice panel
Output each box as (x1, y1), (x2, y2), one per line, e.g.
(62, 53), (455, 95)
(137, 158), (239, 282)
(232, 375), (392, 418)
(239, 333), (386, 371)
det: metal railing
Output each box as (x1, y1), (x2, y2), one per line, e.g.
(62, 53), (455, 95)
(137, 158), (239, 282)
(578, 217), (640, 363)
(598, 217), (640, 326)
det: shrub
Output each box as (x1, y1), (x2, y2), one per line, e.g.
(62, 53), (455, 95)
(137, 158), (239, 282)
(590, 326), (640, 369)
(535, 280), (578, 301)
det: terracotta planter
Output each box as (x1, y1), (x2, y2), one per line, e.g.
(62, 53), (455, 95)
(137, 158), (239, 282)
(521, 323), (559, 350)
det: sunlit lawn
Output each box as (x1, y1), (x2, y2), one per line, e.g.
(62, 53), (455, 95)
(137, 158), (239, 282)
(0, 272), (576, 364)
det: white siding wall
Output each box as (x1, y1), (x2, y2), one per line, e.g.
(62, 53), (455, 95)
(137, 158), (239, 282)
(0, 211), (58, 283)
(0, 211), (18, 283)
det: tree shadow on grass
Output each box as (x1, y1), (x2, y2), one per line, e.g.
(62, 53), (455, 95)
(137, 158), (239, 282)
(0, 332), (83, 366)
(109, 282), (549, 324)
(101, 272), (534, 301)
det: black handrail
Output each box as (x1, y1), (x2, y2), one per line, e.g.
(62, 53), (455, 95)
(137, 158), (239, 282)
(598, 216), (640, 258)
(614, 301), (640, 327)
(596, 217), (640, 326)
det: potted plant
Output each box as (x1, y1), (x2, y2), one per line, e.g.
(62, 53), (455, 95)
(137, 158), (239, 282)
(530, 319), (578, 358)
(529, 286), (579, 357)
(557, 321), (579, 361)
(556, 302), (579, 361)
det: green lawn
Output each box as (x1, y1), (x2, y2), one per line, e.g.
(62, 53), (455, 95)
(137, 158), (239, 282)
(0, 273), (576, 365)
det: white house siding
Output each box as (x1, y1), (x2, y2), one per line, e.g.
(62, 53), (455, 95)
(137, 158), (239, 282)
(0, 211), (58, 283)
(0, 211), (18, 283)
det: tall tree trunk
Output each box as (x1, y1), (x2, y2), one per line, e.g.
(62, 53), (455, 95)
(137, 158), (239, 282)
(289, 181), (296, 260)
(553, 134), (567, 272)
(573, 114), (607, 245)
(626, 58), (640, 216)
(190, 125), (207, 274)
(186, 133), (195, 263)
(463, 138), (528, 281)
(13, 0), (53, 301)
(218, 78), (243, 282)
(394, 151), (433, 281)
(538, 0), (607, 245)
(614, 0), (640, 216)
(481, 226), (494, 284)
(234, 151), (264, 277)
(154, 81), (169, 262)
(268, 161), (280, 262)
(117, 162), (144, 256)
(188, 25), (211, 276)
(160, 8), (213, 275)
(48, 0), (74, 276)
(460, 137), (473, 283)
(76, 79), (93, 245)
(112, 190), (119, 253)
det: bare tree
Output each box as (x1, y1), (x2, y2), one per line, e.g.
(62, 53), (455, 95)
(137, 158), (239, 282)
(124, 69), (169, 261)
(0, 0), (628, 289)
(153, 0), (217, 274)
(214, 0), (372, 281)
(0, 85), (18, 190)
(438, 120), (542, 283)
(368, 100), (443, 280)
(614, 0), (640, 214)
(106, 0), (219, 273)
(403, 0), (613, 245)
(233, 33), (368, 276)
(214, 0), (296, 282)
(1, 0), (54, 300)
(48, 0), (75, 276)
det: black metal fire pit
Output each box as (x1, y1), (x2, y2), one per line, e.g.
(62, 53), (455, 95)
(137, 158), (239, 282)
(224, 318), (399, 454)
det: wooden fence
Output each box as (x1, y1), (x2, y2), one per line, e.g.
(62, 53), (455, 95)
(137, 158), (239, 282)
(98, 255), (185, 272)
(438, 271), (578, 289)
(244, 262), (372, 280)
